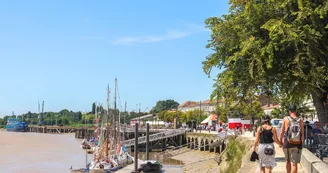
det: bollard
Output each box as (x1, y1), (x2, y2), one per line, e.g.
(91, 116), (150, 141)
(132, 123), (139, 173)
(146, 123), (150, 161)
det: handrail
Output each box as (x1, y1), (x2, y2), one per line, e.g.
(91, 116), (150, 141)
(122, 129), (185, 147)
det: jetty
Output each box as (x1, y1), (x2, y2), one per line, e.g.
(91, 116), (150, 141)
(27, 125), (79, 134)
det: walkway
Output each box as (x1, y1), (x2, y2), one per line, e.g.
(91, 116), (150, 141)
(239, 132), (305, 173)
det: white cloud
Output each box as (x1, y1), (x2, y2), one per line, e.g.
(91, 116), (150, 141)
(79, 24), (208, 45)
(111, 30), (191, 45)
(111, 24), (207, 45)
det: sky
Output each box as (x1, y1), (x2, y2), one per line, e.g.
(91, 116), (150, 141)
(0, 0), (230, 117)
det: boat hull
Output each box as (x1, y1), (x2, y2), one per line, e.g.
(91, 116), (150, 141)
(6, 122), (28, 132)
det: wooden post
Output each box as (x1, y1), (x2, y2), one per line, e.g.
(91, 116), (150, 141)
(146, 123), (150, 161)
(132, 123), (139, 173)
(85, 143), (88, 168)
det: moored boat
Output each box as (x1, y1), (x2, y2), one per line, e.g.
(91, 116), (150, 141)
(6, 118), (28, 132)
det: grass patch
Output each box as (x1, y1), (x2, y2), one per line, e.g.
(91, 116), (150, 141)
(220, 137), (247, 173)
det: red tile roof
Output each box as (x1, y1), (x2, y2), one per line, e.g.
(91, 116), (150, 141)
(179, 101), (198, 107)
(179, 98), (225, 107)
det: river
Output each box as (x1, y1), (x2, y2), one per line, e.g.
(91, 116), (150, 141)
(0, 130), (182, 173)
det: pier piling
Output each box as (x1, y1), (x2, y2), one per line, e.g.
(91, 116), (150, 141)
(146, 123), (149, 161)
(132, 123), (139, 173)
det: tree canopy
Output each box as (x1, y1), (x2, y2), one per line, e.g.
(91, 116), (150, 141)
(204, 0), (328, 123)
(151, 99), (179, 113)
(157, 109), (208, 124)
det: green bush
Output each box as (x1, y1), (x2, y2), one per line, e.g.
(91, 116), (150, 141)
(222, 138), (247, 173)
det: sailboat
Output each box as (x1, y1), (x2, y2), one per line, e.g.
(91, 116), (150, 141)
(70, 79), (133, 173)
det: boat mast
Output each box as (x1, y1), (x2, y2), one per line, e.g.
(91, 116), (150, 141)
(38, 101), (40, 124)
(114, 78), (117, 149)
(123, 101), (127, 142)
(95, 101), (97, 121)
(42, 101), (44, 125)
(106, 84), (110, 158)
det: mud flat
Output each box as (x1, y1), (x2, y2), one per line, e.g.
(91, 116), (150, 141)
(172, 150), (219, 173)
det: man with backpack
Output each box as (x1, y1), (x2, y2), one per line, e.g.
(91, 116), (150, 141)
(279, 105), (304, 173)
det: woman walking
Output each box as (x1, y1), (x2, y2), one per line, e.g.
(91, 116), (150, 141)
(253, 115), (282, 173)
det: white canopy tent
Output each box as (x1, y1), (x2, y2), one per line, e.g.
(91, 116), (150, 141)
(201, 115), (211, 125)
(201, 114), (217, 126)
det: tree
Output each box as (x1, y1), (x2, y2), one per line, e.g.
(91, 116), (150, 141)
(203, 0), (328, 123)
(177, 110), (207, 124)
(234, 96), (264, 120)
(151, 99), (179, 113)
(215, 104), (228, 122)
(158, 110), (176, 122)
(2, 116), (8, 125)
(92, 102), (96, 114)
(270, 108), (282, 119)
(125, 111), (139, 124)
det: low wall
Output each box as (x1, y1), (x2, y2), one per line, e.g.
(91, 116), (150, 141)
(301, 148), (328, 173)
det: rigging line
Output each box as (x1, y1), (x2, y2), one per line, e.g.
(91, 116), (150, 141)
(116, 80), (123, 112)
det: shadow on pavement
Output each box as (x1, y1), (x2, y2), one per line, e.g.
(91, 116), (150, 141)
(275, 157), (286, 162)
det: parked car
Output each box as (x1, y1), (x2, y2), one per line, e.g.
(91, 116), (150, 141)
(271, 119), (283, 128)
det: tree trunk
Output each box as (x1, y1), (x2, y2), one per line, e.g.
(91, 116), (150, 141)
(311, 91), (328, 124)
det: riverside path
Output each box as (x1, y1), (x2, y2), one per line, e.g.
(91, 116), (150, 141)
(239, 133), (305, 173)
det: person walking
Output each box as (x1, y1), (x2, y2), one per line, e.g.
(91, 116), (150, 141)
(279, 105), (304, 173)
(253, 115), (282, 173)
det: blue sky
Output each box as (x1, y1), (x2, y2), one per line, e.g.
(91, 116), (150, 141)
(0, 0), (230, 116)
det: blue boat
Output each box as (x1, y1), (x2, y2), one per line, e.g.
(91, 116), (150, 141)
(6, 118), (28, 132)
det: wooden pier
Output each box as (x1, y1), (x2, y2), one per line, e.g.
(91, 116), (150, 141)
(27, 126), (92, 135)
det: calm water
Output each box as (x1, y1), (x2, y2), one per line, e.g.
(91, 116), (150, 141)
(0, 130), (182, 173)
(0, 131), (91, 173)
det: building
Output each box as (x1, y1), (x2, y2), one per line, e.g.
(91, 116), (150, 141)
(178, 99), (225, 115)
(302, 98), (318, 121)
(261, 104), (280, 116)
(129, 114), (156, 126)
(178, 101), (198, 112)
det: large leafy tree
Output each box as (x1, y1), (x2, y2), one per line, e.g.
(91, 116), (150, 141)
(178, 109), (208, 123)
(158, 110), (177, 122)
(204, 0), (328, 123)
(151, 99), (179, 113)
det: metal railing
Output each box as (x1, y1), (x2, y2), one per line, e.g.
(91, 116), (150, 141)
(122, 129), (185, 147)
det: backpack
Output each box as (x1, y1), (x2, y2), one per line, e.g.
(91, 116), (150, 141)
(287, 116), (302, 145)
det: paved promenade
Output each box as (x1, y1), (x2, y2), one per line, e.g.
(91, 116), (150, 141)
(239, 132), (305, 173)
